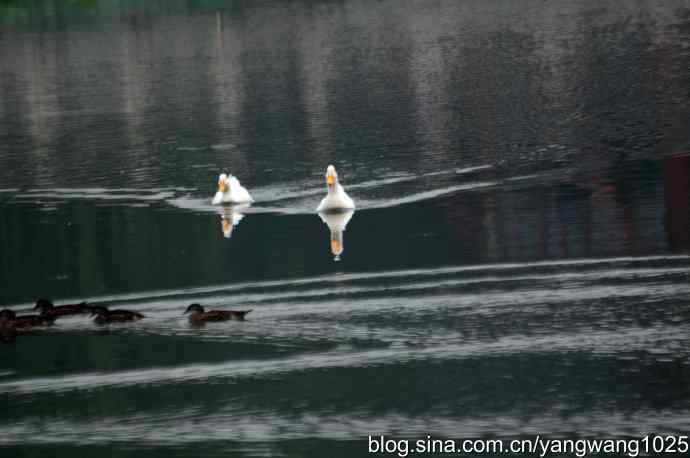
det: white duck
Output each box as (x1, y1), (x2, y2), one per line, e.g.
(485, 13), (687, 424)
(212, 173), (253, 205)
(316, 165), (355, 212)
(318, 209), (354, 261)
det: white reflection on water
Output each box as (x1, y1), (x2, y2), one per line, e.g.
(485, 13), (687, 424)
(4, 255), (687, 311)
(318, 210), (354, 261)
(0, 255), (688, 396)
(3, 408), (690, 446)
(1, 256), (689, 450)
(2, 323), (690, 396)
(219, 204), (250, 239)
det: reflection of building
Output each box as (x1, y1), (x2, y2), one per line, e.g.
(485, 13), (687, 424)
(442, 164), (680, 262)
(664, 154), (690, 251)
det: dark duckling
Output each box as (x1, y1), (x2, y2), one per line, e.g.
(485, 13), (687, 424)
(91, 305), (144, 325)
(184, 303), (252, 324)
(0, 309), (12, 324)
(0, 308), (55, 329)
(33, 298), (92, 319)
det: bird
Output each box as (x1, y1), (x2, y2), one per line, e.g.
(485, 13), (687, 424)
(90, 305), (145, 325)
(184, 303), (252, 324)
(0, 308), (55, 329)
(33, 298), (93, 318)
(316, 165), (355, 212)
(212, 173), (254, 205)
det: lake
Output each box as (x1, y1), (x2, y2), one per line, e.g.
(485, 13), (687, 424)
(1, 0), (689, 457)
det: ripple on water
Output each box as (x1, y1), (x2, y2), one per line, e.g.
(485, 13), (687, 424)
(2, 165), (506, 215)
(0, 255), (688, 395)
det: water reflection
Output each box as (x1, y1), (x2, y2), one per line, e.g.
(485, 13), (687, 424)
(318, 210), (354, 261)
(664, 153), (690, 252)
(0, 326), (17, 344)
(0, 1), (689, 455)
(219, 204), (249, 239)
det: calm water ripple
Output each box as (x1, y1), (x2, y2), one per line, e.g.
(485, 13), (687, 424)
(1, 0), (689, 457)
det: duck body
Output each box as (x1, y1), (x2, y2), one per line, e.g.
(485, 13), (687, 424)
(212, 173), (254, 205)
(0, 309), (55, 329)
(316, 165), (355, 212)
(91, 306), (145, 325)
(184, 303), (252, 324)
(33, 298), (93, 319)
(12, 314), (56, 329)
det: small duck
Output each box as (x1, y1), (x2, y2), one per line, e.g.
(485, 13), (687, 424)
(184, 303), (252, 324)
(212, 173), (254, 205)
(90, 305), (145, 325)
(0, 309), (13, 327)
(316, 165), (355, 212)
(0, 308), (55, 329)
(33, 298), (92, 318)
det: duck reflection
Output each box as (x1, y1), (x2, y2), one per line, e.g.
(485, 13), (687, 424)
(318, 209), (355, 261)
(0, 327), (16, 344)
(664, 153), (690, 251)
(219, 204), (249, 239)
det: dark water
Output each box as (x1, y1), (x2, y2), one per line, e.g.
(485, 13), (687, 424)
(1, 0), (690, 456)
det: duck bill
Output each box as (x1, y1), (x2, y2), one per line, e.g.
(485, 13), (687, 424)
(218, 180), (227, 193)
(326, 175), (335, 188)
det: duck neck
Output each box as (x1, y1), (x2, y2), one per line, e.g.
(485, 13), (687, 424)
(328, 181), (341, 195)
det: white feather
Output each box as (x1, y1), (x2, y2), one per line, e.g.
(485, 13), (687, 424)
(316, 166), (355, 212)
(212, 173), (254, 205)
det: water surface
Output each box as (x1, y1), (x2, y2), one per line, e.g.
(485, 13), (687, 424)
(1, 0), (689, 457)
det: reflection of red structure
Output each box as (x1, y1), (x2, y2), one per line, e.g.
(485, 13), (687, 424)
(664, 153), (690, 251)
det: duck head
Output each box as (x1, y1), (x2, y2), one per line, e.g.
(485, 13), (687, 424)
(90, 305), (109, 317)
(184, 303), (205, 315)
(33, 299), (54, 313)
(217, 173), (228, 194)
(212, 173), (232, 205)
(0, 309), (16, 325)
(326, 165), (339, 190)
